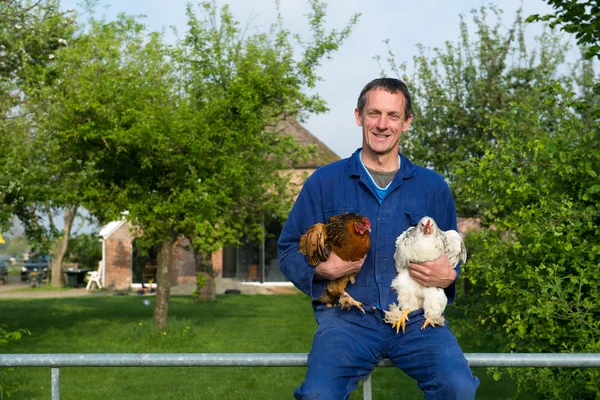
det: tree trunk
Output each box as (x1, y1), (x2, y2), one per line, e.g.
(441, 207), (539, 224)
(50, 205), (78, 287)
(153, 238), (174, 330)
(194, 251), (216, 303)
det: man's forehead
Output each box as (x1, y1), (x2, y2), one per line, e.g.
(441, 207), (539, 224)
(364, 88), (406, 111)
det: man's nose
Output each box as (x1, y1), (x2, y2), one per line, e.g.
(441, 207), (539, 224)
(376, 116), (388, 130)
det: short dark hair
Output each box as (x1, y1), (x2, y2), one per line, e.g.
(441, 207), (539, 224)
(356, 78), (412, 119)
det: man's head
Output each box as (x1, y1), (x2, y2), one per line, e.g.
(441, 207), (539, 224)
(356, 78), (412, 118)
(355, 78), (413, 160)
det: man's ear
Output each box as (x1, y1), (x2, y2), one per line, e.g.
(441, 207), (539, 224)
(354, 108), (363, 127)
(402, 114), (413, 132)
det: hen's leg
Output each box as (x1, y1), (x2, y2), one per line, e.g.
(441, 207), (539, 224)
(385, 270), (420, 333)
(338, 291), (364, 313)
(421, 287), (447, 330)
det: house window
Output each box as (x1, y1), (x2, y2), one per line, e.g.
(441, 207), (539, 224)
(132, 241), (157, 284)
(222, 217), (288, 282)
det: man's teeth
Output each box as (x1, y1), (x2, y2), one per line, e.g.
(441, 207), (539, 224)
(375, 134), (387, 138)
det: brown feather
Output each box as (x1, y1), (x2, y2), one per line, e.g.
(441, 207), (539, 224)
(298, 212), (371, 309)
(299, 223), (329, 266)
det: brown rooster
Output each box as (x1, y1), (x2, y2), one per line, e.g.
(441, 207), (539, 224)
(299, 212), (371, 313)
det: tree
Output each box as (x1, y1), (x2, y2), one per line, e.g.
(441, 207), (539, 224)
(527, 0), (600, 60)
(0, 1), (79, 285)
(390, 7), (574, 216)
(37, 0), (358, 329)
(66, 233), (102, 269)
(381, 6), (599, 398)
(459, 83), (599, 399)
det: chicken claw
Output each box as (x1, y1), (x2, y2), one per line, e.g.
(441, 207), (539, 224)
(384, 303), (411, 333)
(338, 291), (365, 313)
(421, 315), (445, 330)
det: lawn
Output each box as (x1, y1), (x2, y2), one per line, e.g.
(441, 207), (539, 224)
(0, 294), (525, 399)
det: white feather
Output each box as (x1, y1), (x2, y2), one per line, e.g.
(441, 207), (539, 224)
(386, 216), (467, 330)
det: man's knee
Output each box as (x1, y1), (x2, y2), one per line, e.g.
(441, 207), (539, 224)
(294, 380), (349, 400)
(428, 365), (479, 400)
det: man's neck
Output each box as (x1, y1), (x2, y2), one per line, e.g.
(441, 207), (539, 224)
(360, 149), (399, 172)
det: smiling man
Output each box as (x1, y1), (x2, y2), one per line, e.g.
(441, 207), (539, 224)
(278, 78), (479, 399)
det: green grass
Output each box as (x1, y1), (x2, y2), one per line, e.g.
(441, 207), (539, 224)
(0, 294), (526, 399)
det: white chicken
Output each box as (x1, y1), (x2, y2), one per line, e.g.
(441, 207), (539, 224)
(384, 216), (466, 333)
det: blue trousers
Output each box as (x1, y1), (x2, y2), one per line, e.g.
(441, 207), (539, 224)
(295, 306), (479, 399)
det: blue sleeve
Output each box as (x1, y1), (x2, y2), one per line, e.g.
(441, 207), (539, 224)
(277, 173), (327, 300)
(437, 183), (459, 304)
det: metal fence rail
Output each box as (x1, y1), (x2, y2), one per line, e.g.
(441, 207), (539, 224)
(2, 353), (600, 400)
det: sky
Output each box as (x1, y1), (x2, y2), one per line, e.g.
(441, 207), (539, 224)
(59, 0), (565, 160)
(5, 0), (572, 238)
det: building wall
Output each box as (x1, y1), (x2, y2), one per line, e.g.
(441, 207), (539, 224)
(103, 221), (133, 290)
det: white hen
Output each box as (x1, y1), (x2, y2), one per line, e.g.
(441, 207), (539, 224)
(384, 216), (466, 333)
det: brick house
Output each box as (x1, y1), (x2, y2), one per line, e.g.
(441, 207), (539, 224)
(98, 119), (339, 290)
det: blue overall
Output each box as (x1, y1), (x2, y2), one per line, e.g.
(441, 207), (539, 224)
(278, 149), (479, 399)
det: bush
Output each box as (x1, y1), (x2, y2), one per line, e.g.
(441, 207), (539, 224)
(458, 83), (600, 399)
(0, 324), (30, 398)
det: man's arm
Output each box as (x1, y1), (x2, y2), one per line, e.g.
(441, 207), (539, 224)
(277, 174), (328, 299)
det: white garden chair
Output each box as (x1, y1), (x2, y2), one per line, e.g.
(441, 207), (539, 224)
(86, 261), (103, 290)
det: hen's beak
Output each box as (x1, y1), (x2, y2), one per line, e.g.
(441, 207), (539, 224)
(366, 227), (372, 233)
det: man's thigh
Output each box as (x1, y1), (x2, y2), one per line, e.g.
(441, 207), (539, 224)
(387, 310), (479, 399)
(295, 308), (381, 400)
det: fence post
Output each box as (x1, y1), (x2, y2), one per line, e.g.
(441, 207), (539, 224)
(51, 367), (60, 400)
(363, 373), (373, 400)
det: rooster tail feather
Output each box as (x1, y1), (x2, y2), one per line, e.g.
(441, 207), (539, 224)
(299, 223), (328, 266)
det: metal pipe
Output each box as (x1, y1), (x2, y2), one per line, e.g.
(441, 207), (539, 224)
(2, 353), (600, 368)
(376, 353), (600, 368)
(363, 374), (372, 400)
(2, 353), (600, 400)
(0, 353), (309, 367)
(51, 367), (60, 400)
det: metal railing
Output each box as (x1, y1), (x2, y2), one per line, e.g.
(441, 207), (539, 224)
(2, 353), (600, 400)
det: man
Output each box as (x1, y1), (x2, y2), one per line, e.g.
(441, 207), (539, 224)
(278, 78), (479, 399)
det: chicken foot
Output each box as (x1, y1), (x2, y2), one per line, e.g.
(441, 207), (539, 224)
(421, 315), (445, 330)
(384, 303), (411, 333)
(338, 291), (365, 313)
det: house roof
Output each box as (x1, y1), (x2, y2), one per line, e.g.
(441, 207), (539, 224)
(98, 220), (126, 239)
(276, 118), (340, 168)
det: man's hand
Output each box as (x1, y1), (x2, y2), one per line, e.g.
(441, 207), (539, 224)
(314, 252), (366, 280)
(409, 253), (456, 288)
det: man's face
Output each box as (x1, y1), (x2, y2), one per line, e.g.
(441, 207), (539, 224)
(354, 88), (412, 157)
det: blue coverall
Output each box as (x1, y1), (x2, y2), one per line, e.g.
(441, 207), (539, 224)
(278, 149), (480, 399)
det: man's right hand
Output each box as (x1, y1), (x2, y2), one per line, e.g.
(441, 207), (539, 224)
(314, 252), (366, 280)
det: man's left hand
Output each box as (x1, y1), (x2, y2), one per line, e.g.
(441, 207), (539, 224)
(409, 253), (456, 288)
